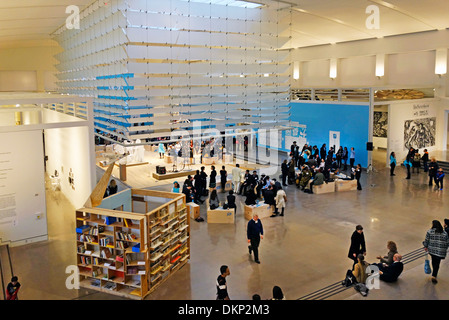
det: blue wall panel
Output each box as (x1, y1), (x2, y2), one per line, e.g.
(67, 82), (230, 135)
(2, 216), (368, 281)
(289, 102), (370, 168)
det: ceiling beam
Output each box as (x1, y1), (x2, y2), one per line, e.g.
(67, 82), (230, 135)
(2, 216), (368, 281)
(368, 0), (438, 30)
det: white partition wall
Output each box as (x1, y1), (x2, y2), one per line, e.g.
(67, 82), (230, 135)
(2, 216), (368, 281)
(53, 0), (292, 143)
(0, 93), (95, 246)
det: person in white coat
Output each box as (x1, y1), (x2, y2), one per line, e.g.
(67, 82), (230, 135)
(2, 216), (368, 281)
(271, 186), (287, 217)
(231, 164), (243, 194)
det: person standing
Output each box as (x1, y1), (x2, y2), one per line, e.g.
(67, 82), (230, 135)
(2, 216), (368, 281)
(290, 141), (297, 157)
(412, 149), (421, 174)
(403, 157), (411, 180)
(200, 166), (208, 196)
(390, 152), (397, 176)
(209, 165), (217, 189)
(172, 181), (180, 193)
(220, 166), (227, 193)
(271, 186), (287, 217)
(232, 164), (242, 194)
(281, 159), (289, 186)
(348, 225), (366, 267)
(342, 147), (349, 171)
(423, 220), (449, 284)
(216, 265), (230, 300)
(6, 276), (20, 300)
(422, 149), (429, 173)
(349, 147), (356, 168)
(355, 164), (362, 190)
(336, 146), (343, 169)
(436, 168), (445, 191)
(288, 158), (296, 185)
(320, 144), (327, 161)
(247, 214), (264, 264)
(157, 142), (165, 159)
(428, 157), (439, 186)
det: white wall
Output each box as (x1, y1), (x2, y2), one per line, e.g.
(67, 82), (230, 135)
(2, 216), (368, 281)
(44, 126), (95, 209)
(0, 130), (47, 246)
(0, 44), (61, 92)
(387, 99), (443, 163)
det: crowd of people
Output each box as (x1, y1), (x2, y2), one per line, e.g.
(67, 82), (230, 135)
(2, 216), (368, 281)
(391, 147), (445, 190)
(171, 140), (449, 300)
(286, 142), (362, 192)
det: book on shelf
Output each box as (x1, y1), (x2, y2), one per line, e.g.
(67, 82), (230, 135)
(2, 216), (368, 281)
(80, 256), (92, 265)
(116, 240), (129, 250)
(101, 248), (112, 259)
(127, 266), (138, 275)
(76, 225), (91, 234)
(91, 279), (101, 287)
(104, 216), (117, 225)
(77, 245), (86, 253)
(104, 282), (117, 290)
(116, 255), (124, 262)
(92, 269), (103, 278)
(99, 237), (109, 247)
(132, 243), (141, 253)
(124, 218), (133, 228)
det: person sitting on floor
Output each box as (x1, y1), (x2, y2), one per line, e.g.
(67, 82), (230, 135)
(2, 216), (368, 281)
(374, 253), (403, 283)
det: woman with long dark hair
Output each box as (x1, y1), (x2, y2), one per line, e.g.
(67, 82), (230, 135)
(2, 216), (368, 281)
(423, 220), (449, 283)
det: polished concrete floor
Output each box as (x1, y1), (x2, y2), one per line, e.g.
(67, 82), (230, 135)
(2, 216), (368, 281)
(4, 149), (449, 300)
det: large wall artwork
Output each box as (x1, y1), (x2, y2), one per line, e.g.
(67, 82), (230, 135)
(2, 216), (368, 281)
(373, 111), (388, 138)
(404, 117), (436, 150)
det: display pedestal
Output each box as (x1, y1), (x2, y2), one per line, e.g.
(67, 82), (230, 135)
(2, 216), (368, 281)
(244, 202), (272, 220)
(202, 157), (217, 165)
(314, 181), (335, 194)
(207, 208), (235, 223)
(164, 155), (174, 164)
(206, 200), (234, 223)
(335, 179), (357, 192)
(215, 180), (233, 193)
(186, 202), (200, 220)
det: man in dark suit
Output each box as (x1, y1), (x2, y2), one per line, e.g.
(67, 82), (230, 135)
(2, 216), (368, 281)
(247, 214), (264, 264)
(376, 254), (404, 283)
(348, 225), (366, 267)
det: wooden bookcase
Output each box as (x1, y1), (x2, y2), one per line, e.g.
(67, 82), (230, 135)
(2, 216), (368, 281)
(75, 189), (189, 300)
(132, 189), (190, 293)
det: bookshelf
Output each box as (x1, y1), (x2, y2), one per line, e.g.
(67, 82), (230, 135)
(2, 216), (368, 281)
(75, 189), (189, 300)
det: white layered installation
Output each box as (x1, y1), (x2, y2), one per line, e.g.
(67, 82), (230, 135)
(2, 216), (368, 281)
(53, 0), (292, 143)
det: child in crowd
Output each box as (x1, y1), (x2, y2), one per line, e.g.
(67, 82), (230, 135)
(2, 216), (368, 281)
(436, 168), (445, 191)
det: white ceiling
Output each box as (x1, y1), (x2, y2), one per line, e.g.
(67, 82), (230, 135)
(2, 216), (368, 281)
(1, 0), (449, 49)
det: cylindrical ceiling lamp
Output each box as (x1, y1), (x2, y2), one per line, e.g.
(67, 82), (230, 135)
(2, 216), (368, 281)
(435, 48), (447, 76)
(375, 54), (385, 78)
(329, 58), (337, 79)
(293, 61), (300, 80)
